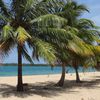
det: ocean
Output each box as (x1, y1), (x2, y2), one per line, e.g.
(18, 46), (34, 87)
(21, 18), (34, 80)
(0, 66), (96, 76)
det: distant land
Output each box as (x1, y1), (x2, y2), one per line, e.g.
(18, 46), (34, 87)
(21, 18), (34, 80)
(0, 63), (60, 66)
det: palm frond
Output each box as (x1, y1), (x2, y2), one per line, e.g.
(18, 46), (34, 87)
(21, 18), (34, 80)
(67, 38), (94, 57)
(30, 14), (67, 28)
(77, 18), (96, 28)
(64, 0), (89, 12)
(38, 28), (73, 42)
(0, 38), (15, 57)
(91, 46), (100, 55)
(78, 29), (100, 44)
(1, 24), (13, 40)
(16, 26), (31, 44)
(0, 14), (10, 22)
(31, 38), (56, 64)
(24, 0), (40, 12)
(22, 46), (33, 64)
(0, 0), (9, 16)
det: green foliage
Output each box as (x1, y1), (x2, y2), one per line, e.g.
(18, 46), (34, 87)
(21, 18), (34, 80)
(16, 26), (31, 44)
(2, 25), (13, 40)
(22, 46), (33, 64)
(0, 38), (15, 57)
(30, 14), (67, 28)
(0, 0), (100, 68)
(32, 38), (56, 64)
(0, 0), (9, 16)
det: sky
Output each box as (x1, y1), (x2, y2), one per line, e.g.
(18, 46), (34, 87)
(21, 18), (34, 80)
(2, 0), (100, 64)
(76, 0), (100, 25)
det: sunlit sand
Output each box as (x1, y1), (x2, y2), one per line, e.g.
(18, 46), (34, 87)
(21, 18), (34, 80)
(0, 72), (100, 100)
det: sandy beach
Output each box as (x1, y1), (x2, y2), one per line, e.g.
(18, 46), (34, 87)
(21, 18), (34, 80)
(0, 72), (100, 100)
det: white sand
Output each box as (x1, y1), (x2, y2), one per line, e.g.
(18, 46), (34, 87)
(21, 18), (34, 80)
(0, 72), (100, 100)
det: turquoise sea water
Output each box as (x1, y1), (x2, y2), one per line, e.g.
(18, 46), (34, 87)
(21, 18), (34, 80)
(0, 66), (96, 76)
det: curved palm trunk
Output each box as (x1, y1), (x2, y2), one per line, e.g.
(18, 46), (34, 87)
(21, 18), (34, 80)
(56, 63), (66, 87)
(73, 60), (81, 83)
(74, 66), (80, 83)
(17, 44), (23, 91)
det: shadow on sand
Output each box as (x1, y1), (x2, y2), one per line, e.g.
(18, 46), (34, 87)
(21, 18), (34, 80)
(0, 78), (100, 98)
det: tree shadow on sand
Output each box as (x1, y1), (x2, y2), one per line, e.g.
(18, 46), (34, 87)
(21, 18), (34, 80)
(0, 78), (100, 98)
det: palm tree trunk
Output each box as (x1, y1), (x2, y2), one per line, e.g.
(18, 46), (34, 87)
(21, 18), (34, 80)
(74, 66), (80, 83)
(73, 60), (81, 83)
(56, 63), (66, 87)
(17, 44), (23, 91)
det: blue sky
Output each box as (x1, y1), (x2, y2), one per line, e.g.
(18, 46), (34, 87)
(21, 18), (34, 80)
(2, 0), (100, 63)
(76, 0), (100, 25)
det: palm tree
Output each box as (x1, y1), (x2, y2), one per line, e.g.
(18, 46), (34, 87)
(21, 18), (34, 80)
(69, 46), (100, 83)
(40, 0), (100, 85)
(54, 47), (70, 86)
(72, 57), (85, 83)
(59, 0), (100, 83)
(54, 35), (95, 86)
(41, 0), (99, 86)
(88, 46), (100, 71)
(72, 18), (100, 82)
(0, 0), (77, 91)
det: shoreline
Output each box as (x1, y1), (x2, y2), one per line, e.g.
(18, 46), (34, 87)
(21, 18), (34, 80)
(0, 63), (61, 66)
(0, 71), (98, 77)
